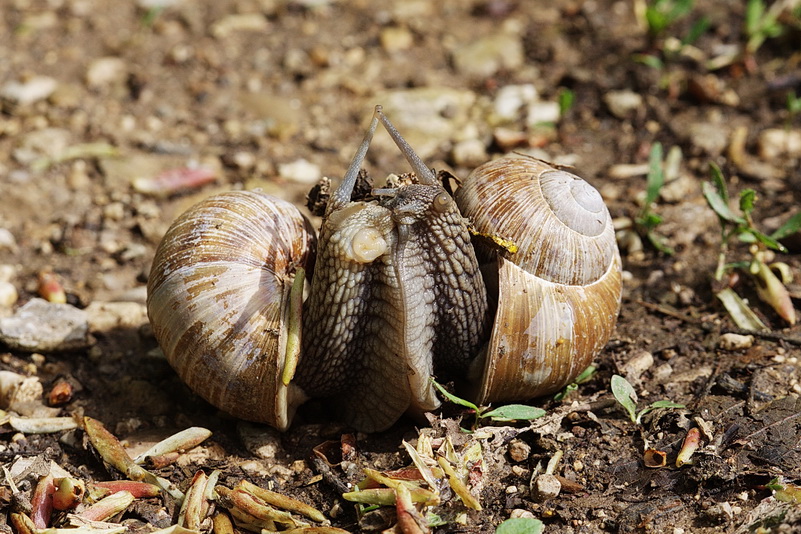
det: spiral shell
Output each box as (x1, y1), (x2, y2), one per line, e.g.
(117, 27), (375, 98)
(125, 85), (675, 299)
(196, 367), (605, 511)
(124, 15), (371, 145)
(455, 156), (622, 404)
(146, 191), (315, 430)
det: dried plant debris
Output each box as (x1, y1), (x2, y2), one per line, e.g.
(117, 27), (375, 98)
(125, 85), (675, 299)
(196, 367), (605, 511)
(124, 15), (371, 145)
(3, 419), (340, 534)
(337, 423), (521, 532)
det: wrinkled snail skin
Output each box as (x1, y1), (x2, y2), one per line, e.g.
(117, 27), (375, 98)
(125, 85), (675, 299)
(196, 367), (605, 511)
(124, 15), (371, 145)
(146, 107), (622, 432)
(297, 183), (490, 433)
(146, 192), (315, 430)
(455, 156), (623, 404)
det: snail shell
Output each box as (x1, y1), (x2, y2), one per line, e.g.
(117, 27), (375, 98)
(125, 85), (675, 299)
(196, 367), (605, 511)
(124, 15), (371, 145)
(146, 191), (315, 430)
(146, 107), (622, 432)
(455, 156), (622, 403)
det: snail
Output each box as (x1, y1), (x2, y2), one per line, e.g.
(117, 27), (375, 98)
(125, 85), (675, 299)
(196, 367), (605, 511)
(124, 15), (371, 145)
(146, 106), (622, 432)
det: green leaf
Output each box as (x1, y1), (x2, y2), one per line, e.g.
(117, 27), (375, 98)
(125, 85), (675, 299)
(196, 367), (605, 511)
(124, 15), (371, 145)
(484, 404), (546, 422)
(495, 517), (544, 534)
(747, 228), (788, 253)
(708, 162), (729, 203)
(746, 0), (765, 36)
(647, 230), (675, 255)
(702, 181), (744, 224)
(739, 189), (756, 215)
(682, 16), (710, 46)
(645, 142), (664, 206)
(639, 212), (664, 229)
(771, 211), (801, 240)
(575, 365), (597, 384)
(553, 383), (577, 401)
(431, 379), (480, 413)
(426, 512), (447, 527)
(632, 53), (664, 70)
(611, 375), (638, 423)
(558, 88), (575, 116)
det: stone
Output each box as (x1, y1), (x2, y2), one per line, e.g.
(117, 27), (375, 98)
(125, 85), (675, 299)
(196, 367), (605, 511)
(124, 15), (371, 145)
(278, 158), (322, 185)
(492, 84), (538, 123)
(85, 301), (149, 333)
(1, 76), (58, 105)
(376, 88), (477, 159)
(0, 299), (91, 352)
(86, 57), (128, 88)
(531, 473), (561, 501)
(452, 32), (524, 79)
(604, 90), (643, 118)
(718, 333), (754, 351)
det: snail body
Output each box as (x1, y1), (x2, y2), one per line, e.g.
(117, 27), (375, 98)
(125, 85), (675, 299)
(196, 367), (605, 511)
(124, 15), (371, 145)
(147, 106), (621, 432)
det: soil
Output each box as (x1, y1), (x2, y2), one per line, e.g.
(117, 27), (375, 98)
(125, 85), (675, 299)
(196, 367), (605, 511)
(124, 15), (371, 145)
(1, 0), (801, 533)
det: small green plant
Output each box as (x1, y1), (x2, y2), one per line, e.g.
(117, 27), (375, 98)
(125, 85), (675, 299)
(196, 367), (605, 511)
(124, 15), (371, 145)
(787, 91), (801, 127)
(611, 375), (684, 424)
(431, 379), (546, 430)
(744, 0), (786, 55)
(557, 87), (575, 117)
(703, 163), (800, 328)
(634, 142), (675, 254)
(643, 0), (694, 36)
(553, 365), (596, 401)
(633, 0), (709, 70)
(496, 517), (544, 534)
(140, 6), (165, 27)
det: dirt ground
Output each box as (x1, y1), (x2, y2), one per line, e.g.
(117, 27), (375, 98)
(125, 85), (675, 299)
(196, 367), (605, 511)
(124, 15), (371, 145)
(1, 0), (801, 532)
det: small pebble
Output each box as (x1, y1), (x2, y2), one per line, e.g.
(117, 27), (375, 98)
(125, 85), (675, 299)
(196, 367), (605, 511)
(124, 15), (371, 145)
(231, 151), (256, 170)
(622, 349), (654, 383)
(652, 363), (673, 383)
(0, 299), (90, 352)
(507, 439), (531, 462)
(703, 502), (734, 522)
(492, 84), (538, 123)
(452, 32), (524, 79)
(718, 333), (754, 351)
(380, 26), (413, 53)
(0, 282), (19, 308)
(686, 121), (729, 156)
(237, 421), (284, 459)
(451, 138), (487, 168)
(757, 128), (801, 160)
(85, 301), (149, 333)
(1, 76), (58, 105)
(211, 13), (270, 38)
(86, 57), (128, 88)
(0, 229), (17, 252)
(278, 159), (321, 185)
(603, 90), (643, 118)
(510, 509), (535, 519)
(510, 465), (528, 477)
(526, 101), (560, 127)
(531, 473), (561, 501)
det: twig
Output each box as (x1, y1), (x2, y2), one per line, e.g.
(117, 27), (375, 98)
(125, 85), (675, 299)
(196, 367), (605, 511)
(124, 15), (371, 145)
(636, 300), (702, 325)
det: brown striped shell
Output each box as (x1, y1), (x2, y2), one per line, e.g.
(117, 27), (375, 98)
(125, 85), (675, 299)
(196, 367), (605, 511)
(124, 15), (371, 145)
(146, 191), (315, 430)
(455, 155), (622, 404)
